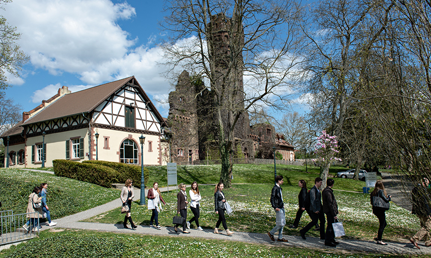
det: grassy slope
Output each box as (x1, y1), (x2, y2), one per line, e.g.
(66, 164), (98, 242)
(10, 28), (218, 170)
(0, 229), (417, 258)
(0, 168), (120, 218)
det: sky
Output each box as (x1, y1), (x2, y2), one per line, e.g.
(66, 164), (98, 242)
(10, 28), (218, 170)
(1, 0), (310, 119)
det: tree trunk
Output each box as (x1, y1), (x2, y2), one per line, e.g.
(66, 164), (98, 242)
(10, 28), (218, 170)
(320, 162), (331, 189)
(219, 141), (232, 187)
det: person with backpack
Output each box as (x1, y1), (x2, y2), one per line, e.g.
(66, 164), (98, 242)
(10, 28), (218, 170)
(289, 180), (307, 229)
(300, 177), (325, 240)
(267, 175), (288, 242)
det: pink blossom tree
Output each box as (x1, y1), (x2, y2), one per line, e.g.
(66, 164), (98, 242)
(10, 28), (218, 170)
(313, 130), (341, 188)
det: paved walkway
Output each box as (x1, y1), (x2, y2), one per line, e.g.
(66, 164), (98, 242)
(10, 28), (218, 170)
(41, 186), (430, 256)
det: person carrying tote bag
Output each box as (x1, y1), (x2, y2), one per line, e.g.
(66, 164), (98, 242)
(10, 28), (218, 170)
(214, 182), (233, 236)
(370, 180), (391, 245)
(147, 182), (166, 229)
(174, 183), (190, 234)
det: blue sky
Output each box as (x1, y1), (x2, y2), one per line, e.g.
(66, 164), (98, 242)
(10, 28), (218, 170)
(1, 0), (310, 119)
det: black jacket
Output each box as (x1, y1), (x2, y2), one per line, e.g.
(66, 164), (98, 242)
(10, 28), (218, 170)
(412, 185), (431, 217)
(322, 187), (338, 217)
(298, 187), (307, 209)
(270, 184), (284, 209)
(214, 191), (226, 211)
(309, 186), (322, 213)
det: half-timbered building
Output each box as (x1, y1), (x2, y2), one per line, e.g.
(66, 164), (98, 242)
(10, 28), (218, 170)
(1, 76), (169, 168)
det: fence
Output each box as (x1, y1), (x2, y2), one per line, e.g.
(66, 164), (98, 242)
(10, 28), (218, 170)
(1, 210), (39, 246)
(173, 158), (307, 166)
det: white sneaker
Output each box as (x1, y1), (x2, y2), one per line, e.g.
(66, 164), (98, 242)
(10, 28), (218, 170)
(49, 222), (57, 226)
(22, 224), (29, 231)
(186, 221), (190, 229)
(156, 225), (161, 229)
(197, 226), (203, 231)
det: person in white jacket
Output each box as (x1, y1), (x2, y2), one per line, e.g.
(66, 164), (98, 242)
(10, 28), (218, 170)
(187, 181), (203, 230)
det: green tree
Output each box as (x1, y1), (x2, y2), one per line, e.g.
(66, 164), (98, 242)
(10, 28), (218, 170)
(0, 0), (28, 90)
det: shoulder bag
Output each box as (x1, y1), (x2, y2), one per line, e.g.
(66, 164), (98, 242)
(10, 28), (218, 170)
(32, 193), (42, 209)
(372, 196), (390, 210)
(332, 219), (346, 238)
(121, 203), (129, 213)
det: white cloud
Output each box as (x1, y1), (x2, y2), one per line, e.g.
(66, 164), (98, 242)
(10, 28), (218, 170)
(5, 71), (25, 85)
(31, 83), (89, 103)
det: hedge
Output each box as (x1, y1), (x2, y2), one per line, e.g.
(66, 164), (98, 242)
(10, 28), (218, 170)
(83, 160), (149, 188)
(53, 160), (119, 188)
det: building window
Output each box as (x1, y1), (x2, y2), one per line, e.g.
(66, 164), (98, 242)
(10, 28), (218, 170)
(104, 136), (110, 150)
(120, 139), (138, 164)
(9, 152), (16, 165)
(125, 106), (135, 128)
(178, 149), (184, 156)
(72, 139), (80, 159)
(36, 144), (43, 162)
(18, 150), (25, 164)
(148, 141), (153, 152)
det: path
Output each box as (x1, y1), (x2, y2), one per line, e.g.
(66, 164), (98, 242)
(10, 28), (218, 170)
(44, 186), (429, 256)
(381, 172), (413, 211)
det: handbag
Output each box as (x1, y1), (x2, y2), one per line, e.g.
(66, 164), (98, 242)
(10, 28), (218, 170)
(32, 193), (42, 209)
(372, 196), (390, 210)
(225, 201), (233, 215)
(121, 203), (129, 213)
(332, 220), (345, 238)
(173, 215), (185, 225)
(275, 209), (286, 227)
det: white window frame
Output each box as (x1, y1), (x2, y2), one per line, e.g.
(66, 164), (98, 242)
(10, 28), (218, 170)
(72, 139), (80, 159)
(36, 144), (43, 162)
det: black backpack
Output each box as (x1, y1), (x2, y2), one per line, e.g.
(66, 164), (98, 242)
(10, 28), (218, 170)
(304, 190), (311, 211)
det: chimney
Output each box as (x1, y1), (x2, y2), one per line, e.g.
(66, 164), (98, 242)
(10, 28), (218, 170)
(22, 112), (30, 122)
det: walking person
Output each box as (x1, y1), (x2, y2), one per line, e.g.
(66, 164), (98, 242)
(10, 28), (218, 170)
(410, 177), (431, 249)
(370, 180), (391, 245)
(147, 182), (166, 229)
(267, 175), (289, 242)
(121, 179), (137, 229)
(214, 182), (233, 236)
(289, 180), (307, 229)
(322, 179), (339, 247)
(174, 183), (190, 233)
(24, 186), (43, 232)
(300, 177), (325, 240)
(40, 183), (57, 226)
(187, 181), (203, 231)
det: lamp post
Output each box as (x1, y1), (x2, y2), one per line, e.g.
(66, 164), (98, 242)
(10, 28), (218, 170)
(6, 136), (10, 168)
(273, 146), (277, 184)
(139, 135), (146, 205)
(95, 132), (99, 160)
(42, 132), (46, 168)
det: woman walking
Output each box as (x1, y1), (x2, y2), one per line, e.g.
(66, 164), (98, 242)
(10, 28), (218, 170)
(370, 180), (391, 245)
(214, 182), (233, 236)
(174, 183), (190, 233)
(147, 182), (166, 229)
(121, 179), (137, 229)
(187, 181), (203, 230)
(289, 180), (308, 229)
(40, 183), (57, 226)
(25, 186), (43, 231)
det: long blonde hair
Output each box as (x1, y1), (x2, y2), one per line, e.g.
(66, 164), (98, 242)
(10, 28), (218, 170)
(153, 182), (161, 194)
(191, 181), (200, 195)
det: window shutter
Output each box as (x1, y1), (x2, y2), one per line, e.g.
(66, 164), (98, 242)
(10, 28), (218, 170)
(43, 143), (47, 161)
(32, 145), (35, 163)
(131, 107), (135, 128)
(79, 138), (84, 158)
(66, 140), (70, 159)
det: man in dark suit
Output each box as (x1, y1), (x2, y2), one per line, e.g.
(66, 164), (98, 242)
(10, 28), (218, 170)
(267, 175), (288, 242)
(322, 178), (339, 247)
(300, 177), (325, 240)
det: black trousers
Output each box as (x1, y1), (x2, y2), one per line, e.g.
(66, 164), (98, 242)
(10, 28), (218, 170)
(293, 208), (305, 227)
(216, 208), (228, 230)
(189, 205), (200, 227)
(175, 209), (187, 230)
(301, 210), (325, 239)
(325, 213), (335, 244)
(373, 207), (387, 241)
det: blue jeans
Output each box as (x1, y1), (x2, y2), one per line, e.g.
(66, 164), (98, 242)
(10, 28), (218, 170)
(150, 209), (158, 226)
(26, 218), (39, 228)
(270, 208), (285, 239)
(42, 207), (52, 223)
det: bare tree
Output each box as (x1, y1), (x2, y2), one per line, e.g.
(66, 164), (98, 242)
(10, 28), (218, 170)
(0, 94), (21, 136)
(161, 0), (304, 186)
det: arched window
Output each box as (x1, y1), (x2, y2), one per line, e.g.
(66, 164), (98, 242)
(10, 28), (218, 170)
(120, 139), (138, 164)
(18, 150), (25, 164)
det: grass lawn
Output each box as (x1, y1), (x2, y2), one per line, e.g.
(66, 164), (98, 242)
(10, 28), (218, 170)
(0, 168), (120, 219)
(0, 229), (420, 257)
(84, 183), (419, 243)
